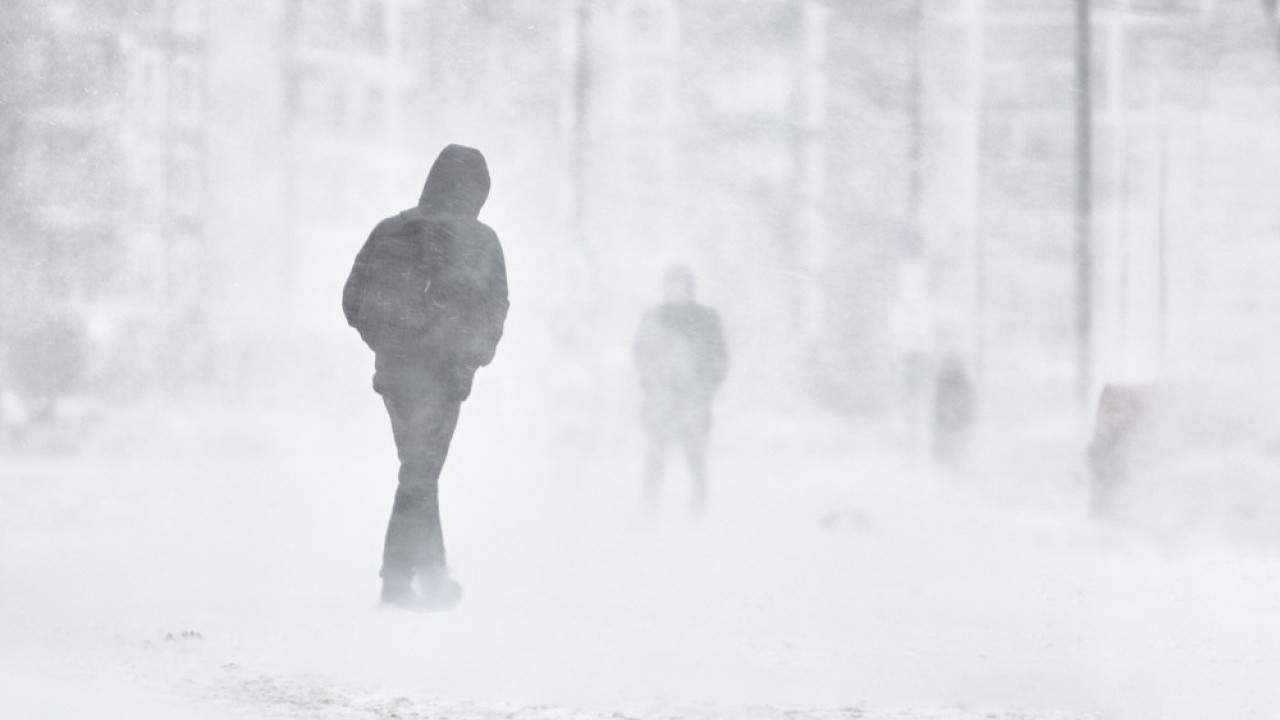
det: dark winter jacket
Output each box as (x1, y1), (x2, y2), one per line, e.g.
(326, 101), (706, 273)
(634, 302), (728, 403)
(343, 145), (509, 398)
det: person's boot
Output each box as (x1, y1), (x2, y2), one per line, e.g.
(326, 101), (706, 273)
(380, 578), (423, 610)
(415, 569), (462, 611)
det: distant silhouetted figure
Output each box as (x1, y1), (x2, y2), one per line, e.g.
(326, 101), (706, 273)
(9, 313), (87, 407)
(932, 354), (975, 467)
(634, 266), (728, 517)
(343, 145), (509, 611)
(1086, 383), (1149, 516)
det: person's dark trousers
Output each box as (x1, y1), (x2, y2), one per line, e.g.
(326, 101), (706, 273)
(380, 377), (462, 585)
(643, 431), (709, 515)
(642, 395), (711, 516)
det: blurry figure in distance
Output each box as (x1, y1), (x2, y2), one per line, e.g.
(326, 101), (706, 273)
(1086, 384), (1149, 516)
(343, 145), (509, 612)
(931, 353), (975, 468)
(4, 310), (88, 447)
(634, 265), (728, 518)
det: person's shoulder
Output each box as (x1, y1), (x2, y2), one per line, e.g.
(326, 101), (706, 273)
(471, 220), (504, 260)
(370, 208), (420, 237)
(427, 213), (500, 243)
(473, 218), (501, 244)
(693, 303), (722, 323)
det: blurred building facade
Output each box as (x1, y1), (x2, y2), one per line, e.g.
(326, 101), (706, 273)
(279, 0), (425, 322)
(914, 0), (1280, 444)
(0, 0), (210, 397)
(205, 0), (431, 397)
(803, 1), (924, 412)
(544, 0), (1280, 427)
(5, 0), (1280, 426)
(0, 0), (434, 399)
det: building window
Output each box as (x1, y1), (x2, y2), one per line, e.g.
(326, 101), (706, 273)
(291, 72), (349, 136)
(166, 232), (203, 305)
(295, 159), (346, 217)
(354, 0), (387, 52)
(709, 67), (788, 118)
(123, 232), (166, 299)
(1130, 0), (1210, 11)
(38, 127), (116, 210)
(41, 127), (91, 206)
(129, 46), (166, 122)
(170, 55), (203, 126)
(170, 0), (206, 38)
(294, 71), (355, 135)
(92, 0), (130, 22)
(627, 0), (671, 49)
(130, 143), (166, 222)
(45, 37), (119, 107)
(627, 134), (670, 201)
(801, 70), (827, 127)
(169, 144), (203, 219)
(627, 68), (671, 124)
(294, 0), (345, 46)
(398, 3), (425, 56)
(46, 228), (118, 300)
(359, 84), (386, 139)
(131, 0), (163, 24)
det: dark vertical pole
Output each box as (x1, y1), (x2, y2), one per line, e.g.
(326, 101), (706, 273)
(571, 0), (591, 246)
(163, 0), (176, 302)
(1075, 0), (1093, 406)
(905, 0), (927, 453)
(548, 0), (595, 350)
(1157, 125), (1169, 373)
(968, 0), (986, 387)
(280, 0), (297, 300)
(906, 0), (924, 255)
(783, 0), (805, 331)
(195, 1), (210, 313)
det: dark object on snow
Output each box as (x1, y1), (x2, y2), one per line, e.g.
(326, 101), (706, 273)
(7, 311), (88, 409)
(343, 144), (508, 609)
(1086, 383), (1150, 515)
(931, 354), (975, 465)
(633, 266), (728, 517)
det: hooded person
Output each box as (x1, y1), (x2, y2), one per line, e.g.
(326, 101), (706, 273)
(343, 144), (509, 611)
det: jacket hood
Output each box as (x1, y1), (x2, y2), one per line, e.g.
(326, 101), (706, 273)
(418, 144), (490, 217)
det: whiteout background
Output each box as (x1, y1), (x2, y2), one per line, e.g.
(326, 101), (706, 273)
(4, 1), (1280, 719)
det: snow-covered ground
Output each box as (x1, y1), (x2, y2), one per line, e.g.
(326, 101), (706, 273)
(3, 383), (1279, 720)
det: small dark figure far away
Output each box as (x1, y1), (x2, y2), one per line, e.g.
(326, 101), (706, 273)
(1086, 383), (1150, 516)
(343, 144), (509, 612)
(932, 353), (975, 467)
(634, 266), (729, 518)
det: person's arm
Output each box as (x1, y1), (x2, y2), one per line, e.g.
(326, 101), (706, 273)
(446, 225), (509, 370)
(343, 234), (373, 328)
(472, 235), (509, 367)
(705, 310), (729, 393)
(342, 228), (382, 348)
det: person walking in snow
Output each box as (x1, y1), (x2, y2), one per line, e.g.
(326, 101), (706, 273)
(342, 144), (509, 611)
(633, 265), (728, 518)
(931, 353), (975, 467)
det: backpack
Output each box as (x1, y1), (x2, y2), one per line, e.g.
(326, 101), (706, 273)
(347, 217), (439, 355)
(346, 210), (506, 370)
